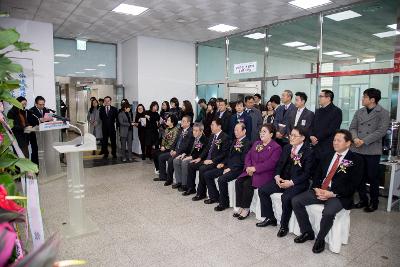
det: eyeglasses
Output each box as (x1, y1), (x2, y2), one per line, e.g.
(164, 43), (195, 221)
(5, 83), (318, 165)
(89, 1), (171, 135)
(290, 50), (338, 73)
(318, 95), (327, 98)
(289, 134), (302, 138)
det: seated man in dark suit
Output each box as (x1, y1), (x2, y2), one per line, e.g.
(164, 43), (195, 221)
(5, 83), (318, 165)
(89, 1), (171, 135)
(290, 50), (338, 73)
(203, 123), (251, 210)
(229, 101), (252, 141)
(157, 115), (193, 187)
(291, 129), (363, 254)
(182, 118), (230, 198)
(256, 126), (313, 238)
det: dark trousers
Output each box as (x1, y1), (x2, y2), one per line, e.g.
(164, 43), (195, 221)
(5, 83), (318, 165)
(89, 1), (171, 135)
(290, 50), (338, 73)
(138, 132), (146, 159)
(196, 164), (217, 197)
(259, 181), (307, 228)
(29, 132), (38, 165)
(159, 152), (176, 182)
(187, 161), (203, 190)
(356, 153), (380, 205)
(153, 150), (170, 171)
(101, 129), (117, 156)
(204, 168), (242, 206)
(292, 190), (343, 240)
(235, 176), (255, 209)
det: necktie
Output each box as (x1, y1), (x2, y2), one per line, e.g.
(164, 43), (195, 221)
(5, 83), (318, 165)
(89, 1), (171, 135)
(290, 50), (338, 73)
(207, 135), (217, 160)
(106, 106), (109, 116)
(321, 154), (342, 190)
(40, 109), (43, 117)
(291, 145), (297, 158)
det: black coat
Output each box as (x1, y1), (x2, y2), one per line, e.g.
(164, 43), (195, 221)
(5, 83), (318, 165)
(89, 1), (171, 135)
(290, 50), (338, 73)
(171, 127), (193, 155)
(27, 106), (50, 126)
(188, 135), (208, 159)
(145, 111), (160, 146)
(312, 150), (363, 209)
(224, 137), (251, 171)
(7, 107), (29, 149)
(310, 103), (342, 157)
(99, 105), (118, 133)
(214, 110), (232, 135)
(286, 108), (314, 134)
(203, 111), (216, 138)
(199, 131), (230, 163)
(275, 144), (313, 186)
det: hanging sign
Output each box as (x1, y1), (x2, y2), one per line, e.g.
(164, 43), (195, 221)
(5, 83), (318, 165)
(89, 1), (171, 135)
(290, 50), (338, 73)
(233, 62), (257, 74)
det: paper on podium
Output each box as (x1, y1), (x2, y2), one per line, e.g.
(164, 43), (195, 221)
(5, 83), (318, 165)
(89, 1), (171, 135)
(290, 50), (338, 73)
(53, 134), (96, 153)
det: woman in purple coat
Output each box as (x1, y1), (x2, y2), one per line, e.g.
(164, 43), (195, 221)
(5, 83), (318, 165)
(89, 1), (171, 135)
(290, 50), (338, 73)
(234, 123), (282, 220)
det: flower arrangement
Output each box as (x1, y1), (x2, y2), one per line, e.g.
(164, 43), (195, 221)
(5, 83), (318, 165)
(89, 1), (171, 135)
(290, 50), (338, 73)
(292, 153), (303, 167)
(338, 159), (353, 173)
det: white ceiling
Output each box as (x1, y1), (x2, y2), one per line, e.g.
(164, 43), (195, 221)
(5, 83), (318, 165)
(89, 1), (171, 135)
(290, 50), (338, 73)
(1, 0), (364, 44)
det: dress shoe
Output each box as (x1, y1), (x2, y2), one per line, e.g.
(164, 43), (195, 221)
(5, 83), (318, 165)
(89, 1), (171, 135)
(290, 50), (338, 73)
(178, 186), (187, 192)
(102, 155), (108, 159)
(92, 151), (96, 155)
(232, 212), (240, 218)
(172, 183), (181, 189)
(238, 210), (250, 220)
(182, 188), (196, 196)
(164, 180), (173, 186)
(214, 205), (227, 212)
(153, 177), (166, 181)
(312, 239), (326, 254)
(192, 195), (206, 201)
(364, 203), (378, 213)
(122, 158), (127, 162)
(256, 218), (277, 227)
(294, 232), (315, 243)
(277, 227), (289, 237)
(354, 201), (368, 209)
(204, 198), (218, 204)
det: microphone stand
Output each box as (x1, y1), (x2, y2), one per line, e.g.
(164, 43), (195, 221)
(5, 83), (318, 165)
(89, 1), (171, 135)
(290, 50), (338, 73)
(68, 124), (84, 146)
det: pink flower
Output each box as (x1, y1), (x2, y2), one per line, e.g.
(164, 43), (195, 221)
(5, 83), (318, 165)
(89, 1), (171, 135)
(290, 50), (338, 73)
(0, 185), (25, 213)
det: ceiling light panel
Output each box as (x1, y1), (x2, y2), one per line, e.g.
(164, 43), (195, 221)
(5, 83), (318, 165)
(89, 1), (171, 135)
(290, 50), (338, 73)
(297, 45), (317, 50)
(55, 54), (71, 57)
(373, 30), (400, 38)
(282, 41), (306, 47)
(325, 10), (362, 21)
(289, 0), (332, 10)
(244, 33), (266, 39)
(323, 51), (343, 55)
(208, 24), (238, 33)
(334, 54), (352, 58)
(112, 4), (148, 16)
(387, 24), (397, 30)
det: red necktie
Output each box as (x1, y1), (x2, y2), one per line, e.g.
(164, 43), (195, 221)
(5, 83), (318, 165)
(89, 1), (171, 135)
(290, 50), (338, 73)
(321, 154), (342, 190)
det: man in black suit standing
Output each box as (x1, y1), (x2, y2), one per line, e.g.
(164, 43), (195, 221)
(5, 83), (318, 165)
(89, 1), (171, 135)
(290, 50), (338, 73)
(274, 90), (296, 146)
(27, 96), (51, 165)
(245, 95), (263, 143)
(215, 98), (231, 135)
(99, 96), (118, 159)
(183, 118), (230, 198)
(256, 126), (313, 238)
(310, 90), (342, 162)
(202, 122), (251, 210)
(287, 92), (314, 133)
(292, 129), (363, 254)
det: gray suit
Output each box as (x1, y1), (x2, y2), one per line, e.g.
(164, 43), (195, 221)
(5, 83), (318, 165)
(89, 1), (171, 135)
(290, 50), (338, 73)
(287, 107), (314, 134)
(349, 104), (390, 155)
(246, 107), (263, 142)
(118, 111), (134, 160)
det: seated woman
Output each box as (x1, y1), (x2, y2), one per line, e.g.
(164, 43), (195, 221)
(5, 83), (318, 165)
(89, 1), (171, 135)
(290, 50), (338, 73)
(153, 115), (179, 180)
(173, 122), (207, 192)
(257, 126), (313, 238)
(234, 123), (282, 220)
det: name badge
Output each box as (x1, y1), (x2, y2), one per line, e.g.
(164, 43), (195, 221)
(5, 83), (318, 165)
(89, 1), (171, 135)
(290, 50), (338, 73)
(301, 120), (306, 126)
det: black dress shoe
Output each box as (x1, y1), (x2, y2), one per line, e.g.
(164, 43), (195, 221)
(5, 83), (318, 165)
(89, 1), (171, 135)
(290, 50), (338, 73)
(256, 218), (277, 227)
(214, 205), (227, 212)
(178, 186), (187, 192)
(277, 227), (289, 237)
(153, 177), (166, 181)
(294, 232), (315, 243)
(182, 188), (196, 196)
(238, 210), (250, 220)
(204, 198), (218, 204)
(312, 239), (326, 253)
(164, 180), (173, 186)
(171, 183), (181, 189)
(364, 203), (378, 213)
(192, 195), (206, 201)
(354, 201), (368, 209)
(232, 212), (240, 218)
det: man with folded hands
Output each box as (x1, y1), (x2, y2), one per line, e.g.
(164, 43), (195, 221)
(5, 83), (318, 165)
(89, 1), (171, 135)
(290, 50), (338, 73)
(256, 126), (313, 238)
(202, 123), (251, 211)
(182, 118), (230, 199)
(291, 129), (363, 254)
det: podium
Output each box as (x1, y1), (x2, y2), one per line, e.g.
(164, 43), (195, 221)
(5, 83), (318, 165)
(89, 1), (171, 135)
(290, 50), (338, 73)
(53, 133), (99, 238)
(27, 120), (69, 183)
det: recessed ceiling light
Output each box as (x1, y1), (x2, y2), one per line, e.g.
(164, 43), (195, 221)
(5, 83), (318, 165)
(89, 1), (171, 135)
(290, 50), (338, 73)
(208, 24), (238, 33)
(297, 45), (317, 50)
(289, 0), (332, 10)
(244, 33), (266, 39)
(75, 71), (85, 74)
(373, 30), (400, 38)
(362, 58), (376, 63)
(323, 51), (343, 56)
(97, 64), (106, 67)
(55, 54), (70, 58)
(325, 10), (362, 21)
(54, 62), (60, 64)
(387, 24), (397, 30)
(112, 3), (148, 16)
(282, 41), (306, 47)
(84, 68), (96, 71)
(334, 54), (352, 58)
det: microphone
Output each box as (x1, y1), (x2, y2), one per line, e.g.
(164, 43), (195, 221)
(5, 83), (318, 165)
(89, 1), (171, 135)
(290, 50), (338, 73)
(48, 113), (70, 122)
(26, 109), (41, 125)
(47, 108), (56, 113)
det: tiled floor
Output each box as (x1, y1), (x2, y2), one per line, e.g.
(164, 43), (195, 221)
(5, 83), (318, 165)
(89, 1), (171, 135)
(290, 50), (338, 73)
(39, 158), (400, 267)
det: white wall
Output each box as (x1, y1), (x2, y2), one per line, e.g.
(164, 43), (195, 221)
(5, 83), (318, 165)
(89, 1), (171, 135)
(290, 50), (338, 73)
(121, 37), (138, 102)
(0, 18), (56, 109)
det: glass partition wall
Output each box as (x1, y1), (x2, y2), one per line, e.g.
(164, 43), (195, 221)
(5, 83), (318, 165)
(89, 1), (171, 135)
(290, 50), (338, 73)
(196, 0), (400, 126)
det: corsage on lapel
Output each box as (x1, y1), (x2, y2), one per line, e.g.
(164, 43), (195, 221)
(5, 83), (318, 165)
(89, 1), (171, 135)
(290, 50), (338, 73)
(194, 140), (203, 151)
(292, 153), (303, 167)
(234, 140), (243, 152)
(256, 143), (264, 152)
(165, 131), (174, 140)
(214, 138), (222, 149)
(338, 159), (353, 173)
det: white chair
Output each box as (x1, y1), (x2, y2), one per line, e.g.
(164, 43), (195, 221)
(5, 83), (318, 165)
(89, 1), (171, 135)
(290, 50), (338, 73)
(270, 193), (350, 254)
